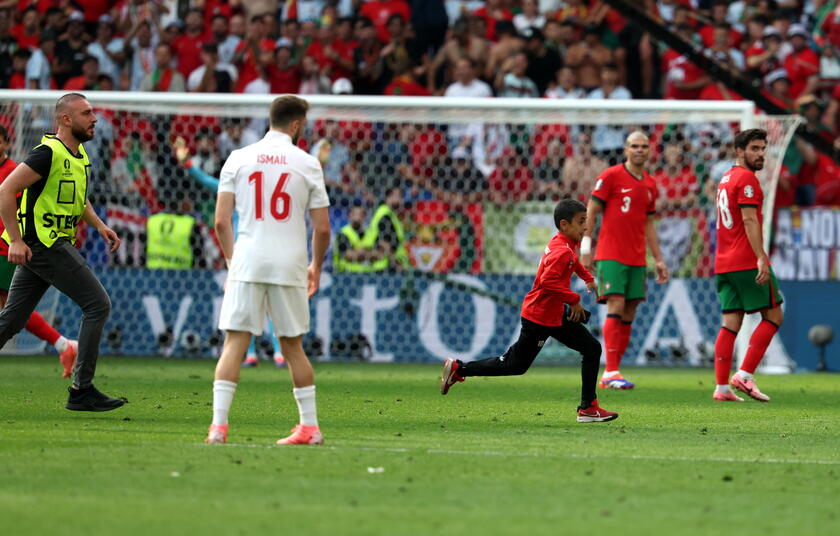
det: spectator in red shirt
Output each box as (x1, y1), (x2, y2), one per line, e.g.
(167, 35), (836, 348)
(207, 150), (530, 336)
(783, 24), (819, 100)
(763, 68), (792, 110)
(305, 22), (354, 81)
(746, 26), (787, 78)
(472, 0), (513, 42)
(488, 149), (533, 204)
(352, 17), (385, 95)
(799, 136), (840, 206)
(11, 6), (40, 50)
(268, 42), (301, 94)
(232, 15), (275, 92)
(662, 25), (709, 100)
(384, 59), (431, 96)
(359, 0), (411, 44)
(63, 55), (101, 90)
(9, 49), (31, 89)
(698, 1), (742, 49)
(708, 24), (745, 70)
(820, 3), (840, 50)
(652, 142), (699, 210)
(699, 53), (744, 100)
(173, 8), (208, 78)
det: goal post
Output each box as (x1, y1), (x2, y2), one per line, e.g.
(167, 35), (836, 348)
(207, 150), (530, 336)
(0, 90), (800, 371)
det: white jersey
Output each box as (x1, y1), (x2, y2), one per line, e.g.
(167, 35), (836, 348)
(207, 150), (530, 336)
(218, 130), (330, 287)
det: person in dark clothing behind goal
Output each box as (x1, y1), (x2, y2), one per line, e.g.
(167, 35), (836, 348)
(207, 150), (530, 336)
(440, 199), (618, 423)
(0, 92), (125, 412)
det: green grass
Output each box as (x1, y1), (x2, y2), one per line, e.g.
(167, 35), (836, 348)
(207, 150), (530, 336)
(1, 356), (839, 535)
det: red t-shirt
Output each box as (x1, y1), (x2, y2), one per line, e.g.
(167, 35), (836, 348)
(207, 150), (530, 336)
(821, 11), (840, 49)
(814, 153), (840, 205)
(698, 25), (742, 49)
(234, 38), (275, 92)
(775, 165), (797, 208)
(305, 39), (353, 80)
(268, 65), (302, 94)
(652, 166), (698, 200)
(63, 75), (92, 90)
(520, 232), (594, 327)
(173, 31), (209, 78)
(0, 156), (18, 256)
(384, 75), (431, 96)
(11, 25), (39, 49)
(783, 47), (819, 100)
(472, 6), (513, 41)
(715, 166), (764, 274)
(699, 82), (744, 101)
(359, 0), (411, 43)
(591, 164), (657, 266)
(663, 52), (705, 100)
(9, 72), (26, 89)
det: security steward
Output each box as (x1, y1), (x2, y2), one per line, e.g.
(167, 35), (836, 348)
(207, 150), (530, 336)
(0, 93), (125, 412)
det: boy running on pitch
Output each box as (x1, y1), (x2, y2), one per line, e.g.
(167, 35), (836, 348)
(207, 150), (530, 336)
(440, 199), (618, 422)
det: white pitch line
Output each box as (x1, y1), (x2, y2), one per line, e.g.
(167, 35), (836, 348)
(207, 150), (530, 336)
(197, 442), (840, 466)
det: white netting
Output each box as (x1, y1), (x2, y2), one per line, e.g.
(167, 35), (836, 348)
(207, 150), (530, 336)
(0, 91), (799, 370)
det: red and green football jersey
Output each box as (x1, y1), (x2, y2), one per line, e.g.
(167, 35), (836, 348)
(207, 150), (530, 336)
(591, 163), (657, 267)
(715, 166), (764, 274)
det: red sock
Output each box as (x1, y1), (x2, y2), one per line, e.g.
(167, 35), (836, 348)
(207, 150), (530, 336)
(617, 321), (632, 361)
(603, 315), (622, 373)
(24, 312), (61, 345)
(740, 320), (779, 374)
(714, 327), (738, 385)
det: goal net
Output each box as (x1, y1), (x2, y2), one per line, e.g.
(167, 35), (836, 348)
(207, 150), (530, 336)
(0, 90), (800, 372)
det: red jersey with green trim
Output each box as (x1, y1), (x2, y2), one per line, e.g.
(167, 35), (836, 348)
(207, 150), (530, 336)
(591, 163), (657, 266)
(0, 157), (17, 256)
(715, 166), (764, 273)
(521, 233), (594, 327)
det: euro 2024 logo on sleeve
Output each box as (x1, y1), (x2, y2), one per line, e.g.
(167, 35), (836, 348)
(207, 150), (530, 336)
(744, 185), (754, 198)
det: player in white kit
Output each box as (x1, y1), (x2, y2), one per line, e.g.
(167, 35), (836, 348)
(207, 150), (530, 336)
(205, 95), (332, 445)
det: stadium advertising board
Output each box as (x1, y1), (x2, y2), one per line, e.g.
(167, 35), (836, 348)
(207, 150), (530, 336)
(772, 207), (840, 280)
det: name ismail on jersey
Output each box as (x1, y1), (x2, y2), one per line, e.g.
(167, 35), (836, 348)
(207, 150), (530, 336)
(257, 154), (289, 165)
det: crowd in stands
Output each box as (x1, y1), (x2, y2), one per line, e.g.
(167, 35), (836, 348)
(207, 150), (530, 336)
(1, 1), (839, 270)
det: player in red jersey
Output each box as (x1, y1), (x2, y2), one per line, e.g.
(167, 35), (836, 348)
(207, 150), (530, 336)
(0, 125), (78, 377)
(580, 131), (669, 389)
(712, 128), (783, 403)
(440, 199), (618, 423)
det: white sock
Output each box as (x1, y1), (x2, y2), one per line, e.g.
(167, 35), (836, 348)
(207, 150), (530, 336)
(54, 336), (68, 353)
(293, 385), (318, 427)
(245, 353), (257, 361)
(212, 380), (237, 425)
(716, 384), (732, 393)
(736, 370), (754, 381)
(603, 370), (620, 378)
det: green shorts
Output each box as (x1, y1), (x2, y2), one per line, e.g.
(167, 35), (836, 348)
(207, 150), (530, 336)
(716, 268), (783, 313)
(0, 254), (16, 291)
(595, 259), (646, 302)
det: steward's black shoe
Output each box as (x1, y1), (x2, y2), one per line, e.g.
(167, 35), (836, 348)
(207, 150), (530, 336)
(66, 385), (126, 412)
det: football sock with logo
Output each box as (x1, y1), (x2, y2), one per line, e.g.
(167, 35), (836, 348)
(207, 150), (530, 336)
(740, 320), (779, 374)
(293, 385), (318, 427)
(714, 327), (738, 385)
(602, 314), (623, 374)
(25, 312), (61, 346)
(212, 380), (237, 426)
(617, 321), (632, 361)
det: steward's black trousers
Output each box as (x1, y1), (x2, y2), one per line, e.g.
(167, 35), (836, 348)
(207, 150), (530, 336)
(0, 239), (111, 388)
(459, 317), (601, 406)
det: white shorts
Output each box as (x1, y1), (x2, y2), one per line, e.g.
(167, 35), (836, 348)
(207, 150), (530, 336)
(218, 281), (309, 337)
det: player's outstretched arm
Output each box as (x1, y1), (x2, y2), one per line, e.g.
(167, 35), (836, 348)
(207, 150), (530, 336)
(308, 207), (331, 298)
(741, 206), (770, 285)
(580, 198), (602, 271)
(215, 192), (235, 267)
(645, 217), (669, 284)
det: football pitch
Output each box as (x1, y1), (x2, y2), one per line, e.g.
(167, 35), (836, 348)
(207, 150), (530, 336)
(1, 356), (838, 535)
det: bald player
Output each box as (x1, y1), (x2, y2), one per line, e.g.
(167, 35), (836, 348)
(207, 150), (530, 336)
(580, 131), (669, 389)
(0, 92), (125, 412)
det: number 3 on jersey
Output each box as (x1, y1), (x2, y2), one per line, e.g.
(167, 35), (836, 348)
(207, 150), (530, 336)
(248, 171), (291, 221)
(621, 196), (631, 213)
(716, 188), (733, 229)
